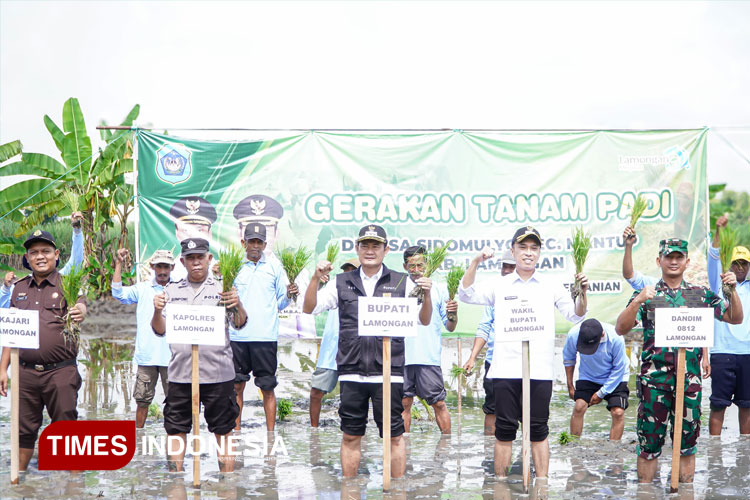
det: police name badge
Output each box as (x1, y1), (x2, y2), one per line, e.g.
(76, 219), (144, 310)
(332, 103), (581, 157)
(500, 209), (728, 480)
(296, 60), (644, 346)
(358, 297), (418, 337)
(655, 308), (714, 348)
(0, 308), (40, 349)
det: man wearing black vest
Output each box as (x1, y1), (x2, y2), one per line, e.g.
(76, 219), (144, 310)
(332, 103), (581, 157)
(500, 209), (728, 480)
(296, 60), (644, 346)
(303, 224), (433, 478)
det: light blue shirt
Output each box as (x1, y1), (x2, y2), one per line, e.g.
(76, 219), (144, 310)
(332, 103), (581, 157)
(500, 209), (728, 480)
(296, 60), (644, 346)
(111, 279), (171, 366)
(316, 309), (339, 371)
(475, 306), (495, 364)
(229, 254), (290, 342)
(0, 229), (85, 308)
(707, 246), (750, 354)
(563, 322), (629, 396)
(626, 270), (659, 291)
(405, 283), (449, 366)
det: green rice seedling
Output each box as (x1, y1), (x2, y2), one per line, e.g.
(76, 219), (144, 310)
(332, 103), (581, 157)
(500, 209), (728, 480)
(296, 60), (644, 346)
(409, 241), (453, 302)
(325, 242), (340, 267)
(570, 226), (591, 300)
(720, 227), (738, 298)
(445, 265), (465, 321)
(60, 264), (87, 345)
(278, 245), (313, 302)
(278, 398), (293, 421)
(218, 245), (244, 294)
(628, 194), (648, 228)
(558, 430), (579, 446)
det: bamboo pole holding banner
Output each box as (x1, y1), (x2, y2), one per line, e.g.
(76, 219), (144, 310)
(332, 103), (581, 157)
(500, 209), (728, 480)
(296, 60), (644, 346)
(10, 348), (19, 485)
(383, 337), (391, 491)
(192, 345), (200, 488)
(670, 347), (687, 493)
(522, 340), (531, 493)
(457, 338), (462, 431)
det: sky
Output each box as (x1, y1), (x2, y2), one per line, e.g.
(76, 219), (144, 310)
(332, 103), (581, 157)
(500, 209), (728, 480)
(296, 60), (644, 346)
(1, 0), (749, 190)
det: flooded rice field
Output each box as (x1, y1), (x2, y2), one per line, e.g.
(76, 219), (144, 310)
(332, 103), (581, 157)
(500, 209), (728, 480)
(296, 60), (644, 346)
(1, 303), (749, 499)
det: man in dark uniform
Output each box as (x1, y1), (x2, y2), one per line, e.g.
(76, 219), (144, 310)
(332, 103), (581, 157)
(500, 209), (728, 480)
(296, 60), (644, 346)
(169, 196), (217, 281)
(302, 224), (433, 478)
(0, 230), (87, 471)
(152, 238), (247, 473)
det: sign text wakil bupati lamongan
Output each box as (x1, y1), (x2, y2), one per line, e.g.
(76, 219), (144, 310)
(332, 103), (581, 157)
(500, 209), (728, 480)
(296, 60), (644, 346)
(358, 297), (419, 337)
(495, 293), (555, 342)
(0, 308), (39, 349)
(655, 308), (714, 348)
(165, 304), (226, 346)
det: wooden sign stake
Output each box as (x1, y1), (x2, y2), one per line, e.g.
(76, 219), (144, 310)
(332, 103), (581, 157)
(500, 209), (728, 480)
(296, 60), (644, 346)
(10, 348), (19, 485)
(383, 336), (391, 491)
(192, 345), (200, 488)
(457, 337), (462, 432)
(522, 340), (531, 493)
(670, 347), (687, 493)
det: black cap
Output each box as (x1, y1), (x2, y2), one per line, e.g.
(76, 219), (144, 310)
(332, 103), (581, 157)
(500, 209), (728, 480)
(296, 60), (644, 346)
(170, 196), (217, 226)
(243, 223), (267, 242)
(356, 224), (387, 244)
(233, 194), (284, 225)
(180, 238), (210, 256)
(22, 230), (59, 270)
(576, 319), (604, 355)
(512, 226), (542, 245)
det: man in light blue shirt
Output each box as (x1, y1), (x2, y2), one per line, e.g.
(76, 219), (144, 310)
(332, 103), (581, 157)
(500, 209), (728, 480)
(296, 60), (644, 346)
(112, 248), (174, 428)
(401, 245), (457, 434)
(229, 223), (294, 431)
(564, 318), (630, 441)
(309, 259), (358, 427)
(622, 225), (659, 291)
(1, 213), (84, 307)
(707, 215), (750, 436)
(462, 249), (517, 435)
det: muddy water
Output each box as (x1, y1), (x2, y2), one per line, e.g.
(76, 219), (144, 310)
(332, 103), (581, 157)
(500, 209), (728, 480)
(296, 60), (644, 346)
(1, 315), (750, 499)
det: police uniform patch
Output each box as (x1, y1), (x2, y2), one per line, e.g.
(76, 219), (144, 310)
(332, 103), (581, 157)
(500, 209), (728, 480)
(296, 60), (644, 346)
(16, 293), (27, 301)
(33, 230), (42, 236)
(187, 240), (197, 249)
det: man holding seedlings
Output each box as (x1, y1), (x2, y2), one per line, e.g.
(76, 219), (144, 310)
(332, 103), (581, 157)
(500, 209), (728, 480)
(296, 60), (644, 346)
(112, 248), (175, 428)
(309, 259), (359, 427)
(151, 238), (247, 472)
(1, 212), (85, 308)
(230, 223), (296, 431)
(0, 230), (87, 472)
(707, 215), (750, 436)
(400, 245), (456, 434)
(302, 224), (433, 478)
(563, 318), (630, 441)
(458, 226), (588, 479)
(616, 238), (743, 483)
(463, 249), (516, 435)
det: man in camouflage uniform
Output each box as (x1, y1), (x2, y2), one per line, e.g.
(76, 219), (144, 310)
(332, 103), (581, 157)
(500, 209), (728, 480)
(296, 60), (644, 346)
(616, 238), (743, 484)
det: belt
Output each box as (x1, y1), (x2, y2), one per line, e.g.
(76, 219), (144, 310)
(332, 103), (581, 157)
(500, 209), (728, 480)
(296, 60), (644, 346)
(19, 358), (77, 372)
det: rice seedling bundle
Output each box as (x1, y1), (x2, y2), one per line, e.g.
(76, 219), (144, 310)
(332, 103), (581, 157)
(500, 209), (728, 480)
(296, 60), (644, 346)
(278, 245), (313, 302)
(571, 226), (591, 300)
(719, 227), (738, 298)
(60, 264), (87, 345)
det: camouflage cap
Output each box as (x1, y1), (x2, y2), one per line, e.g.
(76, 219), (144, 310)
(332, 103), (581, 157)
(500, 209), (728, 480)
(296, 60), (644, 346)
(659, 238), (688, 256)
(151, 250), (175, 265)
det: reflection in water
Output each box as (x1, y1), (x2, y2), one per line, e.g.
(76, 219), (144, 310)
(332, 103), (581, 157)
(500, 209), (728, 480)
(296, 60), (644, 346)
(2, 335), (750, 499)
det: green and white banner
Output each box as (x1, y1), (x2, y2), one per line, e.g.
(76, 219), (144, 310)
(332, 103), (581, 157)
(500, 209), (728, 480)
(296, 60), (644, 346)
(136, 129), (708, 335)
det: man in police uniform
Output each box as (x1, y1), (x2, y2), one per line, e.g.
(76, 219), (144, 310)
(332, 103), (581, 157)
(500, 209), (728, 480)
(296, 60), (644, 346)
(302, 224), (433, 478)
(152, 238), (247, 473)
(616, 238), (743, 484)
(0, 230), (87, 471)
(169, 196), (217, 281)
(233, 193), (317, 338)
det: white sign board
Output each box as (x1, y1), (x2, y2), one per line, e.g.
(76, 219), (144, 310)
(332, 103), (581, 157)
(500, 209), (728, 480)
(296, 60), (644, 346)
(655, 308), (714, 348)
(165, 304), (226, 346)
(358, 296), (419, 337)
(0, 308), (39, 349)
(494, 292), (555, 342)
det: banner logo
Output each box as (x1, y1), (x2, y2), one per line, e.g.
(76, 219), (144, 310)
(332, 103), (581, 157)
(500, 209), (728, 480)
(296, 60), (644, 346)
(156, 142), (192, 185)
(663, 146), (691, 172)
(38, 420), (136, 470)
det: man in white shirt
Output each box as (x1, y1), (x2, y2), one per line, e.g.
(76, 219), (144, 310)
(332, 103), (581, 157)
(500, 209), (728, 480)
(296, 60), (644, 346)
(302, 224), (433, 478)
(458, 226), (588, 480)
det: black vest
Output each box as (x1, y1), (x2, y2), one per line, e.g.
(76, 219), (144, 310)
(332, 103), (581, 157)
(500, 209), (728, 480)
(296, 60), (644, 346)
(335, 265), (409, 377)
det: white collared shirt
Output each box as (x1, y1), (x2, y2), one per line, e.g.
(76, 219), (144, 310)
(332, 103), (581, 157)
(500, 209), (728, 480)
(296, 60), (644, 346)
(458, 269), (586, 379)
